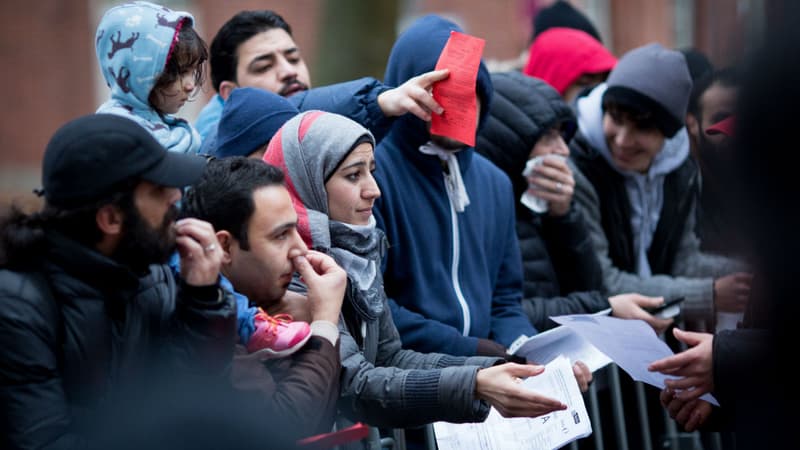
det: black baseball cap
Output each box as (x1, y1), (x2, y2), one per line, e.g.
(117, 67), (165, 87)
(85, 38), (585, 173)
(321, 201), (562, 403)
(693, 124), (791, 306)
(40, 114), (206, 208)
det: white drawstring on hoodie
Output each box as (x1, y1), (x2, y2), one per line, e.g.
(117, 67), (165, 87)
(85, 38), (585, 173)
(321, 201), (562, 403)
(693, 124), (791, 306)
(419, 141), (471, 212)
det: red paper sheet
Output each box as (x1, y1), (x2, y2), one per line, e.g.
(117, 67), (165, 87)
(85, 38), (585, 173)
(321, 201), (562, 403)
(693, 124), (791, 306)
(430, 30), (486, 147)
(296, 422), (370, 449)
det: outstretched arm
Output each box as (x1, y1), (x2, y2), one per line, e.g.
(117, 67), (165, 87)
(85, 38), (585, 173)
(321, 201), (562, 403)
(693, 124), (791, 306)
(571, 167), (715, 322)
(289, 69), (448, 143)
(476, 363), (567, 417)
(337, 322), (494, 428)
(377, 69), (448, 121)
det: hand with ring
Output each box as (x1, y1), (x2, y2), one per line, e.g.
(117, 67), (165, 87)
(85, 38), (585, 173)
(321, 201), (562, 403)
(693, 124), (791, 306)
(526, 156), (575, 217)
(175, 218), (222, 286)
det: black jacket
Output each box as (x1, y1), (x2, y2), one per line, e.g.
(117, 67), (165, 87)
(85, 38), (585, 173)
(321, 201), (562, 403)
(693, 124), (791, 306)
(477, 71), (609, 330)
(0, 233), (237, 449)
(516, 209), (610, 330)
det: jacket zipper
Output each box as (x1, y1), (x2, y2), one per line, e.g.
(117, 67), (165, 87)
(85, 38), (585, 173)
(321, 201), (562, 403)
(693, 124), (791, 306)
(446, 182), (470, 336)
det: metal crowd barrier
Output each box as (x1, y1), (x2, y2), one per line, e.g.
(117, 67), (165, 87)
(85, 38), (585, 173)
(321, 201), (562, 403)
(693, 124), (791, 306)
(368, 319), (726, 450)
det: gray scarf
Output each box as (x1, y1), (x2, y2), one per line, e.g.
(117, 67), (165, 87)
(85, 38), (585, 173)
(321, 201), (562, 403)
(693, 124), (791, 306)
(329, 217), (387, 321)
(264, 110), (383, 320)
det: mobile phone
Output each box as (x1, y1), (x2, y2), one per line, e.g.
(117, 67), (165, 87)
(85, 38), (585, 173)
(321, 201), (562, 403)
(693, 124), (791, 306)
(646, 296), (685, 319)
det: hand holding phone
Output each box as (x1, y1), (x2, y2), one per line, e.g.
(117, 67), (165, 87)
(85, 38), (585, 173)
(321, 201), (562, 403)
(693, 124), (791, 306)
(646, 297), (685, 319)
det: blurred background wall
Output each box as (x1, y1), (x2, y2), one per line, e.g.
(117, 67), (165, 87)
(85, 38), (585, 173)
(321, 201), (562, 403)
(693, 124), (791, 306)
(0, 0), (774, 208)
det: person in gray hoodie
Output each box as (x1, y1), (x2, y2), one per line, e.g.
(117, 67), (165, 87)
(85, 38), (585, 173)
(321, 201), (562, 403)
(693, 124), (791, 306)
(477, 71), (672, 334)
(570, 43), (751, 331)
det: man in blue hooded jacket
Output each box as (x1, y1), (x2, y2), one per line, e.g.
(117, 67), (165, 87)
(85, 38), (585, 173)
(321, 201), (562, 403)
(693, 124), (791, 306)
(195, 9), (447, 155)
(373, 15), (538, 359)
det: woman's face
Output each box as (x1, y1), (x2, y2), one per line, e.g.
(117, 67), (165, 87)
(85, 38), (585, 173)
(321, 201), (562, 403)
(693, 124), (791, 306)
(325, 142), (381, 225)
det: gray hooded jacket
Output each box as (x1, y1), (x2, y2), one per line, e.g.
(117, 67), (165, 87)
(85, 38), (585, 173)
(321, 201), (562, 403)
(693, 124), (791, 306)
(572, 83), (746, 324)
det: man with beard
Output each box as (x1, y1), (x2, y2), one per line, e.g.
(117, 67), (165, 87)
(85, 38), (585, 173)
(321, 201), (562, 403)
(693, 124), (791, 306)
(0, 114), (239, 449)
(194, 9), (310, 140)
(194, 9), (447, 154)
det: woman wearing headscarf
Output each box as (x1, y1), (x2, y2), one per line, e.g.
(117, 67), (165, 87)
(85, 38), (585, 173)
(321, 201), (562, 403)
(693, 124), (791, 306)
(263, 110), (571, 431)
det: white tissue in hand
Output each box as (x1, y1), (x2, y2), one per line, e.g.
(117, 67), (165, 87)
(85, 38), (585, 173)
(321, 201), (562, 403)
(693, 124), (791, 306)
(520, 155), (550, 213)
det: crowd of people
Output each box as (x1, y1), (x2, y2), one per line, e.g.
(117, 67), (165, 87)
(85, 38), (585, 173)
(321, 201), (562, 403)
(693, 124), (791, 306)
(1, 1), (796, 449)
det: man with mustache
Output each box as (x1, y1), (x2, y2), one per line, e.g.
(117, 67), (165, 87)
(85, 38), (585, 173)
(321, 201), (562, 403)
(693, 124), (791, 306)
(0, 114), (237, 448)
(181, 157), (349, 443)
(195, 9), (446, 153)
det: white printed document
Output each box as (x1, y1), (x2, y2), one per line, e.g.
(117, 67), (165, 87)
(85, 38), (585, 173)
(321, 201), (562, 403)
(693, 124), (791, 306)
(433, 356), (592, 450)
(509, 321), (612, 372)
(551, 314), (719, 406)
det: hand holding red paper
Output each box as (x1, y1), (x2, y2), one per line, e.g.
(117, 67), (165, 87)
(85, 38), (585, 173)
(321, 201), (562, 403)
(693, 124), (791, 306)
(430, 30), (486, 147)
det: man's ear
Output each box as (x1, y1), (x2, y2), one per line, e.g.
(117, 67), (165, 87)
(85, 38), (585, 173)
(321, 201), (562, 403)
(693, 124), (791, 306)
(686, 113), (700, 140)
(216, 230), (235, 265)
(96, 204), (124, 236)
(219, 81), (239, 101)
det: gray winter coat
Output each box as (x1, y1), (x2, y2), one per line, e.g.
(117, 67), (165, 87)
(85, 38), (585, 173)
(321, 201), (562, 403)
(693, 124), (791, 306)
(337, 288), (502, 429)
(571, 84), (747, 325)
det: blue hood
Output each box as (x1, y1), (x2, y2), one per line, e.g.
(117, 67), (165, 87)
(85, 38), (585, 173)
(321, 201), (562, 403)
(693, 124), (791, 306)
(95, 1), (201, 153)
(383, 15), (493, 156)
(96, 1), (191, 112)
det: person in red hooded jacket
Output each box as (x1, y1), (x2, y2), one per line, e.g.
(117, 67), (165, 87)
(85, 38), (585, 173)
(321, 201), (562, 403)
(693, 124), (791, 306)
(523, 27), (617, 104)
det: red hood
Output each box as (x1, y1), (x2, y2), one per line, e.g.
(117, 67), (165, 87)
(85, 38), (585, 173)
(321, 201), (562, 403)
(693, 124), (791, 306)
(524, 27), (617, 95)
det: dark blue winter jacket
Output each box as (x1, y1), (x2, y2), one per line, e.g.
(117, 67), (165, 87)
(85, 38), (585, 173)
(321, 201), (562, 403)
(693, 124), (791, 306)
(373, 15), (536, 356)
(197, 78), (394, 155)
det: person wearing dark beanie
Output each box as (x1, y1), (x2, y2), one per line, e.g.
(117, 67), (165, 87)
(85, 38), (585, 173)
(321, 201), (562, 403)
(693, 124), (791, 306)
(213, 87), (299, 159)
(532, 0), (602, 43)
(567, 43), (752, 447)
(569, 42), (751, 337)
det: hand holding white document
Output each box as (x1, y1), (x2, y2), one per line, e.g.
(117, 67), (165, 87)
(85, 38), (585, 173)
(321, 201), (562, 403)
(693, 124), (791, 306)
(434, 356), (592, 450)
(508, 314), (612, 372)
(551, 314), (719, 406)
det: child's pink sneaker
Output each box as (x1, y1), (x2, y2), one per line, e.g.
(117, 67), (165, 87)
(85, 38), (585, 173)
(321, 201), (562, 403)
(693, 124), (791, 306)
(246, 311), (311, 358)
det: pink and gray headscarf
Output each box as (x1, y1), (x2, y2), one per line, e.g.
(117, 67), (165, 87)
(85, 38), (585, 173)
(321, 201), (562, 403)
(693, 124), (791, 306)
(264, 111), (385, 320)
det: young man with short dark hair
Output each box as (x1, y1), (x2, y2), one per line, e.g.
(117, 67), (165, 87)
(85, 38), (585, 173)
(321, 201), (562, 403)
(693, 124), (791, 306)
(181, 156), (347, 442)
(570, 44), (750, 330)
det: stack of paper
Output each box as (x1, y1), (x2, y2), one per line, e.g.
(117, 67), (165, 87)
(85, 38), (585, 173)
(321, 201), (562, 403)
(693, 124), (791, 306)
(433, 356), (592, 450)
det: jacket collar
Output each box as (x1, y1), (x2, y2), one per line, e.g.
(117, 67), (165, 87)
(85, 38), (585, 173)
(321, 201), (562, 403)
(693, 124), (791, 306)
(46, 232), (140, 296)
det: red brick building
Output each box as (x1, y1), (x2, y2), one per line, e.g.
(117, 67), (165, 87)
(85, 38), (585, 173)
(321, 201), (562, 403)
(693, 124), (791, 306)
(0, 0), (766, 206)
